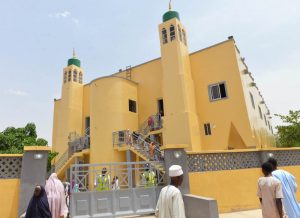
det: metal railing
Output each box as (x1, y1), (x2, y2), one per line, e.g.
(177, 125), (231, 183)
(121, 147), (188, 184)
(52, 131), (90, 174)
(70, 161), (166, 193)
(139, 114), (163, 136)
(112, 130), (164, 161)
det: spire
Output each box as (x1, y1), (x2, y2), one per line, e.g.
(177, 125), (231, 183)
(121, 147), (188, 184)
(163, 0), (180, 22)
(73, 48), (76, 58)
(169, 0), (172, 11)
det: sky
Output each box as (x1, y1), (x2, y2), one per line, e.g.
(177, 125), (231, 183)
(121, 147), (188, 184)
(0, 0), (299, 144)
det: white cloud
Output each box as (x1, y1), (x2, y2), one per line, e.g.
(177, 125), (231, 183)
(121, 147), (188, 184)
(5, 89), (28, 97)
(49, 11), (79, 24)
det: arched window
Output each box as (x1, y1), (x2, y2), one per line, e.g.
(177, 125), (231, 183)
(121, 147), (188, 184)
(63, 72), (67, 83)
(178, 25), (182, 42)
(182, 29), (187, 45)
(170, 25), (175, 41)
(79, 72), (83, 84)
(73, 70), (77, 82)
(68, 71), (72, 82)
(162, 28), (168, 44)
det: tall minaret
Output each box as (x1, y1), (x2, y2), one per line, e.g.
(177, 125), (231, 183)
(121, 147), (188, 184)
(53, 50), (84, 159)
(159, 5), (201, 151)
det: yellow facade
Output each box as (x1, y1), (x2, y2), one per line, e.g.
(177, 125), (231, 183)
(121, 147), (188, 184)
(52, 8), (274, 165)
(0, 179), (20, 218)
(189, 165), (300, 213)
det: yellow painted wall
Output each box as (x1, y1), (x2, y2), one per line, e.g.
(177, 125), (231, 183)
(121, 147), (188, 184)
(0, 179), (20, 218)
(89, 76), (138, 164)
(235, 49), (274, 148)
(189, 166), (300, 213)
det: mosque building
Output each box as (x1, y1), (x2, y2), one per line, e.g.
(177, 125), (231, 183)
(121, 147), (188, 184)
(52, 5), (274, 177)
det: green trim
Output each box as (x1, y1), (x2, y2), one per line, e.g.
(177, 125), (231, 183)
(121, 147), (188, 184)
(68, 58), (81, 67)
(163, 11), (180, 22)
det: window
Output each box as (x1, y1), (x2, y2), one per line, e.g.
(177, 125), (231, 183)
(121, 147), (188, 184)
(204, 123), (212, 136)
(85, 117), (90, 136)
(249, 92), (255, 109)
(73, 70), (77, 82)
(79, 72), (83, 84)
(129, 99), (137, 113)
(68, 71), (72, 82)
(182, 29), (187, 45)
(63, 72), (67, 83)
(178, 25), (182, 42)
(170, 25), (175, 41)
(157, 99), (164, 117)
(258, 106), (263, 119)
(162, 28), (168, 44)
(208, 82), (228, 101)
(264, 115), (267, 126)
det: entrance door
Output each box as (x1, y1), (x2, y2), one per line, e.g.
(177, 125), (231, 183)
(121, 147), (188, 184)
(157, 99), (164, 116)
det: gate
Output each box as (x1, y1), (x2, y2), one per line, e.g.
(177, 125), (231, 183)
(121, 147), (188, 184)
(69, 161), (166, 218)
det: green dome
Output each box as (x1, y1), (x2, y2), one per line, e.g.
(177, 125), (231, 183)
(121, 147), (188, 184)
(163, 10), (180, 22)
(68, 57), (81, 67)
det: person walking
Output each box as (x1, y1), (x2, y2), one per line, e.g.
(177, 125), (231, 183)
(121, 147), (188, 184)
(155, 165), (186, 218)
(45, 173), (68, 218)
(257, 162), (285, 218)
(268, 157), (300, 218)
(24, 185), (52, 218)
(112, 176), (120, 190)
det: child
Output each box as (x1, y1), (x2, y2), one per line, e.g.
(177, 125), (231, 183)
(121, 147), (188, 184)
(257, 162), (285, 218)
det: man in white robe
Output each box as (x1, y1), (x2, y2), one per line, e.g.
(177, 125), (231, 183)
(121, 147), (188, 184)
(155, 165), (186, 218)
(268, 157), (300, 218)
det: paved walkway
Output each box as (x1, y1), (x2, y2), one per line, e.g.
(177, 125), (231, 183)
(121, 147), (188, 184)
(122, 209), (262, 218)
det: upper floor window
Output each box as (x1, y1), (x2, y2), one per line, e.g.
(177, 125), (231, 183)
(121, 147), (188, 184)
(178, 25), (182, 42)
(249, 92), (255, 109)
(68, 71), (72, 82)
(170, 25), (175, 41)
(264, 115), (267, 126)
(79, 72), (83, 84)
(182, 29), (187, 45)
(258, 106), (263, 120)
(73, 70), (78, 82)
(204, 123), (212, 136)
(129, 99), (137, 113)
(162, 28), (168, 44)
(63, 72), (67, 83)
(208, 82), (228, 101)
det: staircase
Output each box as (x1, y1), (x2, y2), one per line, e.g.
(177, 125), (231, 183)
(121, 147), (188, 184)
(50, 129), (90, 179)
(113, 130), (165, 172)
(138, 114), (163, 138)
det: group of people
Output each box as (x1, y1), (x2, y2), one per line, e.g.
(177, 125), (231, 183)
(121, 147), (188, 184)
(22, 173), (68, 218)
(257, 157), (300, 218)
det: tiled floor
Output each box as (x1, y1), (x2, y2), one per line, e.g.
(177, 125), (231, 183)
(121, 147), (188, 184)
(121, 209), (263, 218)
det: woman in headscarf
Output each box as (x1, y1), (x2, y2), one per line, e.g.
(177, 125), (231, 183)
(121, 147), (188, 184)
(25, 185), (52, 218)
(45, 173), (68, 218)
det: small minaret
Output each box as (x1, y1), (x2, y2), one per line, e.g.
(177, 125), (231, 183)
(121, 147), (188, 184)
(54, 50), (84, 158)
(159, 5), (201, 151)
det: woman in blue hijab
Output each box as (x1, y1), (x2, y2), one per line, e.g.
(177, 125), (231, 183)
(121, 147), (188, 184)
(25, 185), (52, 218)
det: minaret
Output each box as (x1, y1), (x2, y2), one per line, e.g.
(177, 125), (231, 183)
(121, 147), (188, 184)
(159, 5), (201, 151)
(55, 50), (84, 159)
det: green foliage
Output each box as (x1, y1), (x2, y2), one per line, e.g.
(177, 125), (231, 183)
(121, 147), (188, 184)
(275, 110), (300, 147)
(0, 122), (48, 152)
(47, 151), (58, 172)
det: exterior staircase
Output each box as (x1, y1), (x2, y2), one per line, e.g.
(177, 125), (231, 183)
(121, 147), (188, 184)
(50, 129), (90, 179)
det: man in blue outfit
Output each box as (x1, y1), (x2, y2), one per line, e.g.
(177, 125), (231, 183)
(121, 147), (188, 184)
(268, 157), (300, 218)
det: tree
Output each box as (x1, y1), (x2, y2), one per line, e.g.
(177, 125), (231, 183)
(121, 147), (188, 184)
(275, 110), (300, 147)
(0, 123), (57, 171)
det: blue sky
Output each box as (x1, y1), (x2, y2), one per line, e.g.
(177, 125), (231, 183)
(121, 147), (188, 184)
(0, 0), (299, 144)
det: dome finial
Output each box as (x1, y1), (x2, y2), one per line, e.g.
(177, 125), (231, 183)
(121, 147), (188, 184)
(73, 48), (76, 58)
(169, 0), (172, 11)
